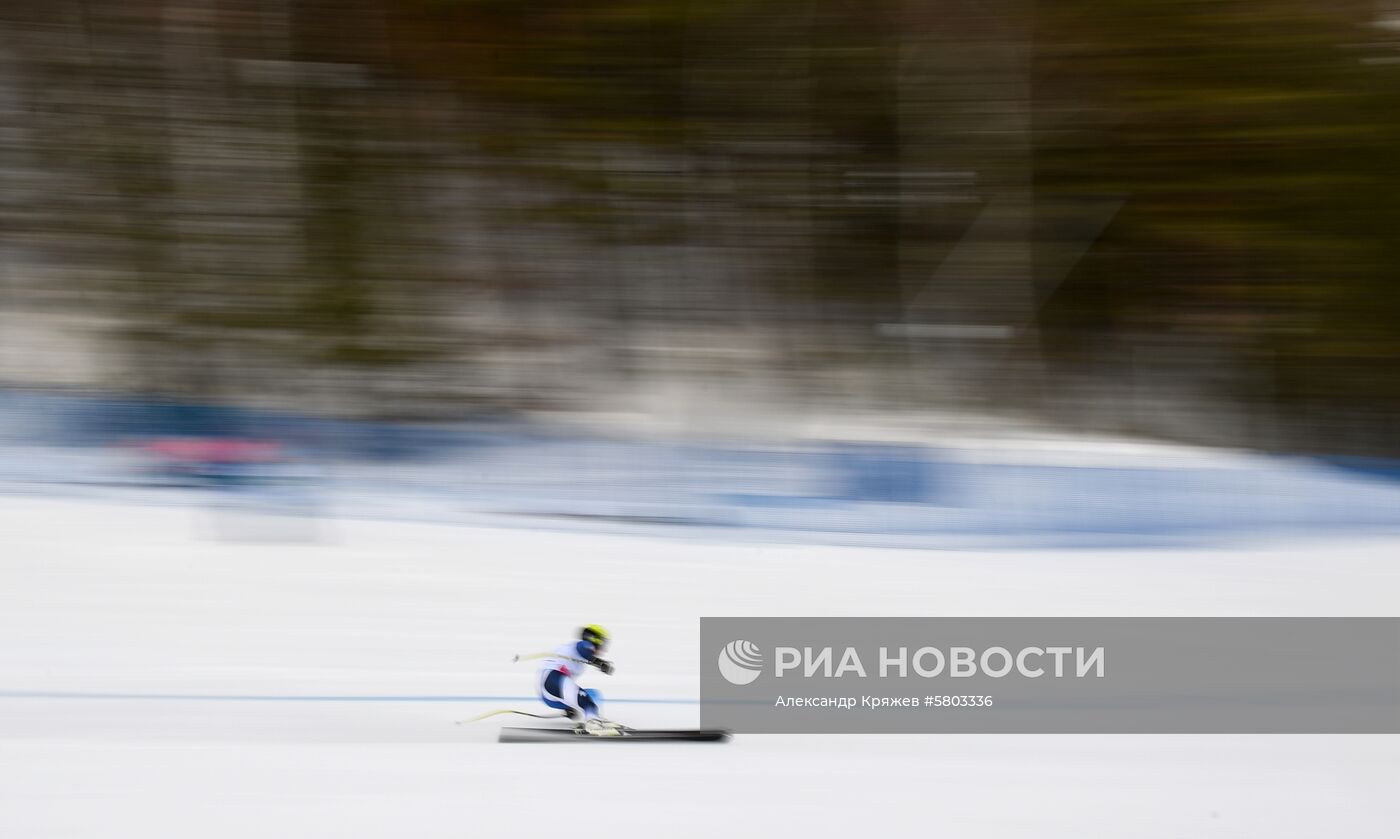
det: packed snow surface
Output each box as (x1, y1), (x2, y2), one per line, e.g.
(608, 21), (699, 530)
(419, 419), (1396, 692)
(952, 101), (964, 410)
(2, 495), (1397, 838)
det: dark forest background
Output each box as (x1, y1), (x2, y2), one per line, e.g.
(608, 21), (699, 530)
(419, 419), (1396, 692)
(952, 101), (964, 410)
(2, 1), (1399, 454)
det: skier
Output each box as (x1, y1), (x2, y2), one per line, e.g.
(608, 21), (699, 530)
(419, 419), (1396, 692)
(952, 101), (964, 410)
(534, 625), (620, 736)
(471, 625), (727, 742)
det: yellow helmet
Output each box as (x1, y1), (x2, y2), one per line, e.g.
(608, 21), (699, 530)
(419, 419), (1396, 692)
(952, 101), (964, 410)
(581, 625), (610, 649)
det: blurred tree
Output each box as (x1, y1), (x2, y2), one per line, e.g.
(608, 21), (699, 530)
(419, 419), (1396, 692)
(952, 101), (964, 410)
(1034, 0), (1400, 448)
(1, 0), (1399, 449)
(1, 0), (460, 415)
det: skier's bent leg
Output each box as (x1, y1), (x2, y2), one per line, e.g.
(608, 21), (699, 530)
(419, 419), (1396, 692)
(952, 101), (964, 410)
(541, 670), (597, 720)
(579, 688), (601, 719)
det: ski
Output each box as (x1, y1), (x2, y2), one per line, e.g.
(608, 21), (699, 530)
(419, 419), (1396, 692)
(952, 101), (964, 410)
(498, 726), (731, 743)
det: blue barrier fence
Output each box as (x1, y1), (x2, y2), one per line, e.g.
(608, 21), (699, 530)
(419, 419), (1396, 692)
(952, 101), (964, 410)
(4, 388), (1400, 548)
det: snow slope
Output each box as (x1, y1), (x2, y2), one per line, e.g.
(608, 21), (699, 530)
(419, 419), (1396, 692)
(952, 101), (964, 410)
(1, 495), (1397, 838)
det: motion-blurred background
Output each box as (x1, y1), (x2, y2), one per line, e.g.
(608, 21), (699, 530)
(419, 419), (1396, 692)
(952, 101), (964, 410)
(3, 0), (1400, 543)
(3, 9), (1399, 836)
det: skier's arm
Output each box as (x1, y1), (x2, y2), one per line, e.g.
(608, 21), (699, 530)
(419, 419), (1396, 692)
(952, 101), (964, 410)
(575, 640), (614, 675)
(512, 643), (612, 674)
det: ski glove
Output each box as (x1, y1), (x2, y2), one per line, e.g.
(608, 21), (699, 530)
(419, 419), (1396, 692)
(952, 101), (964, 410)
(593, 658), (615, 675)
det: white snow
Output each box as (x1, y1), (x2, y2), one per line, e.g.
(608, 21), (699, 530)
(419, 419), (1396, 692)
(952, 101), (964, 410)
(2, 494), (1397, 838)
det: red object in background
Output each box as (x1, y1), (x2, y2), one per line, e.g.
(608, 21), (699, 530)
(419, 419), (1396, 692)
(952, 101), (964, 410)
(143, 438), (283, 464)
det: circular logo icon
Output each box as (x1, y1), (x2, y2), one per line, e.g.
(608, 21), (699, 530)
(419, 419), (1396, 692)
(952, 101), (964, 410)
(717, 639), (764, 685)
